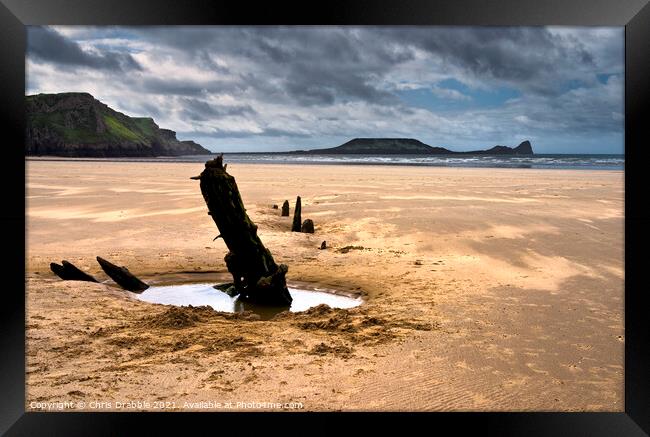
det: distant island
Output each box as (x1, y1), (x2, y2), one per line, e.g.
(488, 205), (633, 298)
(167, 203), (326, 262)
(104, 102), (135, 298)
(25, 92), (211, 157)
(290, 138), (534, 155)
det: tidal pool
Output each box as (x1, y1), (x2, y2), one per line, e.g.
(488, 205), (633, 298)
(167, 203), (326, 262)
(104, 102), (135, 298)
(134, 282), (362, 320)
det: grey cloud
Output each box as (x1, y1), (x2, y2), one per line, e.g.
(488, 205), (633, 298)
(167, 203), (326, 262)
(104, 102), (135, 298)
(127, 26), (619, 102)
(180, 127), (310, 139)
(33, 26), (620, 103)
(140, 78), (247, 96)
(27, 26), (141, 72)
(179, 98), (256, 121)
(284, 65), (397, 106)
(118, 100), (163, 119)
(123, 27), (414, 106)
(516, 78), (624, 134)
(373, 26), (601, 95)
(263, 128), (311, 138)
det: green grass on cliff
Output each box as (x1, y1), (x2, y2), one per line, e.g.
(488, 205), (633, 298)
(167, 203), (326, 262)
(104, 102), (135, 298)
(131, 117), (157, 137)
(28, 111), (104, 143)
(103, 114), (145, 142)
(27, 109), (156, 145)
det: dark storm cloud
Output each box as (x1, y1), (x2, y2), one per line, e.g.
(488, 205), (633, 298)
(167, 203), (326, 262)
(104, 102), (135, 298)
(121, 26), (613, 99)
(368, 26), (602, 95)
(283, 64), (397, 106)
(407, 27), (598, 92)
(117, 100), (163, 119)
(27, 26), (141, 72)
(120, 26), (414, 106)
(179, 98), (255, 121)
(515, 75), (623, 133)
(181, 127), (310, 139)
(139, 78), (246, 97)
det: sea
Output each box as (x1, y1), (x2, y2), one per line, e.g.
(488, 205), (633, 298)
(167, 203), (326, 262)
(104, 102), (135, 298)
(28, 153), (625, 170)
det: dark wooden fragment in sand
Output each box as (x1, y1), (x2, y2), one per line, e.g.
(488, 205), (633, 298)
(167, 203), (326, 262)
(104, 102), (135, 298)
(281, 200), (290, 216)
(50, 260), (98, 282)
(195, 155), (292, 306)
(96, 256), (149, 292)
(301, 219), (314, 233)
(292, 196), (302, 232)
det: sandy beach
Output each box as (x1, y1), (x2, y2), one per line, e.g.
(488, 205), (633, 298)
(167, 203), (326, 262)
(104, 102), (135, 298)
(25, 160), (624, 411)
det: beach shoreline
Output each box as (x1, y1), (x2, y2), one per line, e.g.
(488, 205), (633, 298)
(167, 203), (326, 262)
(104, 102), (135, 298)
(25, 153), (625, 171)
(26, 161), (624, 411)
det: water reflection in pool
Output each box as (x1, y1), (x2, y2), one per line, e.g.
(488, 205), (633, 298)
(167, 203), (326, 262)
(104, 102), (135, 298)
(135, 283), (362, 320)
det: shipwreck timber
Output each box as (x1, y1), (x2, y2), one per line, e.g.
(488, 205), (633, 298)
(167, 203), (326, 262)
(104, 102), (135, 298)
(194, 155), (292, 306)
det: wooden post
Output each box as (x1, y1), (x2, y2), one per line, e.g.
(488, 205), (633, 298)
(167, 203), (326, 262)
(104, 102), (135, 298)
(195, 155), (292, 306)
(97, 256), (149, 292)
(292, 196), (302, 232)
(50, 260), (98, 282)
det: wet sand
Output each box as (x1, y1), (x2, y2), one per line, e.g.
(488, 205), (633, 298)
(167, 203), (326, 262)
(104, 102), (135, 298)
(26, 160), (624, 411)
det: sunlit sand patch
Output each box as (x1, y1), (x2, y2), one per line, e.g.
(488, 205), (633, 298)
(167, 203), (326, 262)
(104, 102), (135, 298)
(363, 207), (403, 214)
(28, 207), (117, 221)
(26, 183), (91, 197)
(350, 217), (399, 241)
(598, 208), (623, 220)
(455, 360), (474, 371)
(379, 195), (540, 204)
(318, 200), (379, 206)
(316, 184), (381, 190)
(309, 210), (338, 216)
(599, 264), (624, 278)
(481, 224), (561, 239)
(471, 251), (600, 291)
(525, 362), (550, 375)
(448, 254), (481, 264)
(108, 187), (196, 196)
(28, 206), (206, 222)
(312, 195), (341, 201)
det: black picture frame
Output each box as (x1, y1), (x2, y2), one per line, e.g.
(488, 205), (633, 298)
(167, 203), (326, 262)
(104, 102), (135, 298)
(1, 0), (648, 435)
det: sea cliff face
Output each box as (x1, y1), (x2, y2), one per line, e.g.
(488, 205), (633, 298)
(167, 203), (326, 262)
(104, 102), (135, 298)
(26, 92), (211, 157)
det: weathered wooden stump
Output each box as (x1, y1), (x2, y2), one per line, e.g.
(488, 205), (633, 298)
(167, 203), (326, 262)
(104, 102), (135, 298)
(291, 196), (302, 232)
(281, 200), (290, 216)
(96, 256), (149, 292)
(195, 155), (292, 306)
(320, 241), (327, 250)
(50, 260), (98, 282)
(301, 219), (315, 233)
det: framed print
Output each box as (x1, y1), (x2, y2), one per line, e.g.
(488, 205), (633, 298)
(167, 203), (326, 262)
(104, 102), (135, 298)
(1, 0), (648, 435)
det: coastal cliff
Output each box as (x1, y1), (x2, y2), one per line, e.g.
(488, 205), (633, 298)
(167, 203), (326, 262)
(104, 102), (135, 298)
(26, 92), (211, 157)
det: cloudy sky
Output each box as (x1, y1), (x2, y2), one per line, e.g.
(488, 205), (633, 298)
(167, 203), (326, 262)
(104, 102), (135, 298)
(26, 26), (624, 154)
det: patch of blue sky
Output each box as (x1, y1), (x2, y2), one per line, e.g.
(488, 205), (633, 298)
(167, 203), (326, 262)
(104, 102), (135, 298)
(397, 78), (521, 112)
(556, 74), (619, 93)
(560, 79), (590, 93)
(597, 73), (618, 84)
